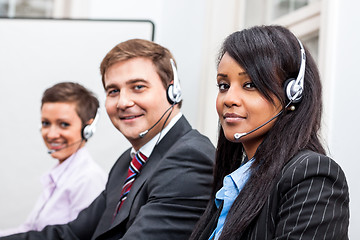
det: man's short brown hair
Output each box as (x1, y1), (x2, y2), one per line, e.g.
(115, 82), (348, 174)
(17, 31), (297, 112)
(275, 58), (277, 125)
(100, 39), (182, 107)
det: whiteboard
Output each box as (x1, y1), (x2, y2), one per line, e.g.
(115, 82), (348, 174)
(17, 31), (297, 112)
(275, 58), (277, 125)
(0, 18), (154, 228)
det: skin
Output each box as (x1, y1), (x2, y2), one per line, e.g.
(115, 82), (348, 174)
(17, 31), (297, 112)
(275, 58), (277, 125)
(104, 57), (180, 151)
(41, 102), (86, 164)
(216, 52), (282, 159)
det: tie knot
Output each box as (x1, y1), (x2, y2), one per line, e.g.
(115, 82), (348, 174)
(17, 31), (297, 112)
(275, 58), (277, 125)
(130, 152), (147, 173)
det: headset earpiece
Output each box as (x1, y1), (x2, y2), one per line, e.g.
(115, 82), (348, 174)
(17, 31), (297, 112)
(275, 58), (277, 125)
(284, 38), (306, 103)
(167, 59), (182, 105)
(81, 109), (100, 141)
(284, 78), (302, 103)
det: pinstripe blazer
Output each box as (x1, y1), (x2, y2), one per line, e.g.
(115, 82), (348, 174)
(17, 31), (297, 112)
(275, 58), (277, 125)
(197, 150), (349, 240)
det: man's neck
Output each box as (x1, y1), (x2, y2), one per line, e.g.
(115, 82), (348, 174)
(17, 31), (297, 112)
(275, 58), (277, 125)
(131, 111), (182, 158)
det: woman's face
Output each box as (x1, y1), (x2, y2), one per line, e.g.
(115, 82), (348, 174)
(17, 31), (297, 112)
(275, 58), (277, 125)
(216, 52), (282, 158)
(41, 102), (85, 163)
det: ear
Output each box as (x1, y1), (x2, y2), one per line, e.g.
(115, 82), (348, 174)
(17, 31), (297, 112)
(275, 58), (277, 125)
(86, 118), (94, 126)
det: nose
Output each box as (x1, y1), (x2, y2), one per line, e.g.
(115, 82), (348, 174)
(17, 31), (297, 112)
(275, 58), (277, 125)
(116, 90), (134, 110)
(44, 125), (60, 139)
(223, 86), (242, 108)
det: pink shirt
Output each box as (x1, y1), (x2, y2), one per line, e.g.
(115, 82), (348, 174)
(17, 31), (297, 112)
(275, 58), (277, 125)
(0, 147), (107, 236)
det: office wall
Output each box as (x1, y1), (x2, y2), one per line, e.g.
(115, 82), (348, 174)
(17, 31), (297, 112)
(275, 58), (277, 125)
(0, 18), (154, 228)
(324, 1), (360, 238)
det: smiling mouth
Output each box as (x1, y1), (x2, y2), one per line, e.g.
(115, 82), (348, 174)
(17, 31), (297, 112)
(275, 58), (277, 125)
(48, 142), (66, 149)
(223, 113), (245, 119)
(120, 114), (143, 120)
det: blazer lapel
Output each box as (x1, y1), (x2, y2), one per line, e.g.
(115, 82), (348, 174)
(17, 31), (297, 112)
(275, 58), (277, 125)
(110, 116), (192, 228)
(110, 149), (162, 227)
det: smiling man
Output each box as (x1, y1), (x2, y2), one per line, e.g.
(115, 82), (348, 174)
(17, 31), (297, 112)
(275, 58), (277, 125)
(1, 39), (215, 240)
(104, 56), (181, 150)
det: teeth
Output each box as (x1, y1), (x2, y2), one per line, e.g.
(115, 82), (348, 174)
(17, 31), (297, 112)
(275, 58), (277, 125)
(125, 116), (136, 119)
(122, 115), (141, 120)
(50, 143), (62, 146)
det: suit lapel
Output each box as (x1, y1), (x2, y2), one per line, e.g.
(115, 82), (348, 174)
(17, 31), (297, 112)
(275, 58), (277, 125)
(110, 150), (162, 227)
(110, 116), (192, 228)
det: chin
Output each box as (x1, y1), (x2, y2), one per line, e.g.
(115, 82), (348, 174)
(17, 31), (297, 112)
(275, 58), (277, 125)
(224, 132), (236, 142)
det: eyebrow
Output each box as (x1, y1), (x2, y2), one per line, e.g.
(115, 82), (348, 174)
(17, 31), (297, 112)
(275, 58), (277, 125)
(105, 78), (149, 90)
(217, 73), (227, 78)
(126, 78), (148, 85)
(216, 72), (247, 78)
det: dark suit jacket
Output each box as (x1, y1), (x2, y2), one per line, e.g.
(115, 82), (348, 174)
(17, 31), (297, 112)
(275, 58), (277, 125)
(3, 116), (215, 240)
(197, 150), (349, 240)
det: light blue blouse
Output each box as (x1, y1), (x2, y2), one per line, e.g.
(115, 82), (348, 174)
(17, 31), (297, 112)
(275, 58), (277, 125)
(209, 158), (254, 240)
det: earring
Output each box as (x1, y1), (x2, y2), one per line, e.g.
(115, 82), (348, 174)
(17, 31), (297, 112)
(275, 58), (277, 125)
(289, 105), (296, 111)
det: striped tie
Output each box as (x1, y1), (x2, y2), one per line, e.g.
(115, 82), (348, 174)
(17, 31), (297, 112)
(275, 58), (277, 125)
(114, 151), (148, 216)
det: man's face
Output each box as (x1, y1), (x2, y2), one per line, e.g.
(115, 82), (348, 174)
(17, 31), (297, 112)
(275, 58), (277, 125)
(104, 57), (176, 150)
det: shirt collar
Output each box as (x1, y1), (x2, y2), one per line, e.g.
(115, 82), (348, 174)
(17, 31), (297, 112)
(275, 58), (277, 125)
(215, 158), (254, 207)
(229, 158), (254, 190)
(42, 147), (85, 186)
(130, 112), (182, 158)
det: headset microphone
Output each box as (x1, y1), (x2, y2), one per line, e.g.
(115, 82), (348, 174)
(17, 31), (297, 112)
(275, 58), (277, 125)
(139, 104), (175, 138)
(48, 149), (56, 154)
(233, 109), (284, 141)
(234, 101), (293, 140)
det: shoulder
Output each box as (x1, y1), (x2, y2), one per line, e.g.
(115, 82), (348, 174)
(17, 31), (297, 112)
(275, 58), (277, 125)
(277, 150), (348, 194)
(109, 148), (131, 171)
(74, 150), (106, 177)
(180, 128), (215, 148)
(164, 128), (215, 165)
(62, 149), (107, 186)
(269, 150), (350, 239)
(281, 150), (344, 177)
(147, 130), (215, 196)
(170, 115), (214, 150)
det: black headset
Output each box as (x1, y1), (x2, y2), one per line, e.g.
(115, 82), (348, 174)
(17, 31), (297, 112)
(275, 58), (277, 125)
(166, 59), (183, 105)
(81, 109), (100, 141)
(284, 38), (306, 103)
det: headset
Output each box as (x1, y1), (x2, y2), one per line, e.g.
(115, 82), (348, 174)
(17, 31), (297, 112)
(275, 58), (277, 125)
(284, 38), (306, 103)
(167, 59), (183, 105)
(139, 59), (182, 138)
(82, 108), (100, 141)
(234, 37), (306, 140)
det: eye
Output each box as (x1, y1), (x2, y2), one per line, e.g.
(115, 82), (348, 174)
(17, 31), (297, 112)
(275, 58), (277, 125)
(217, 82), (230, 92)
(134, 85), (145, 91)
(107, 89), (119, 96)
(243, 82), (256, 89)
(60, 122), (70, 128)
(41, 121), (50, 127)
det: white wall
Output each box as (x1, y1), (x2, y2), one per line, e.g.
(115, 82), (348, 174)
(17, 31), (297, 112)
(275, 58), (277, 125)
(0, 18), (153, 228)
(324, 1), (360, 238)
